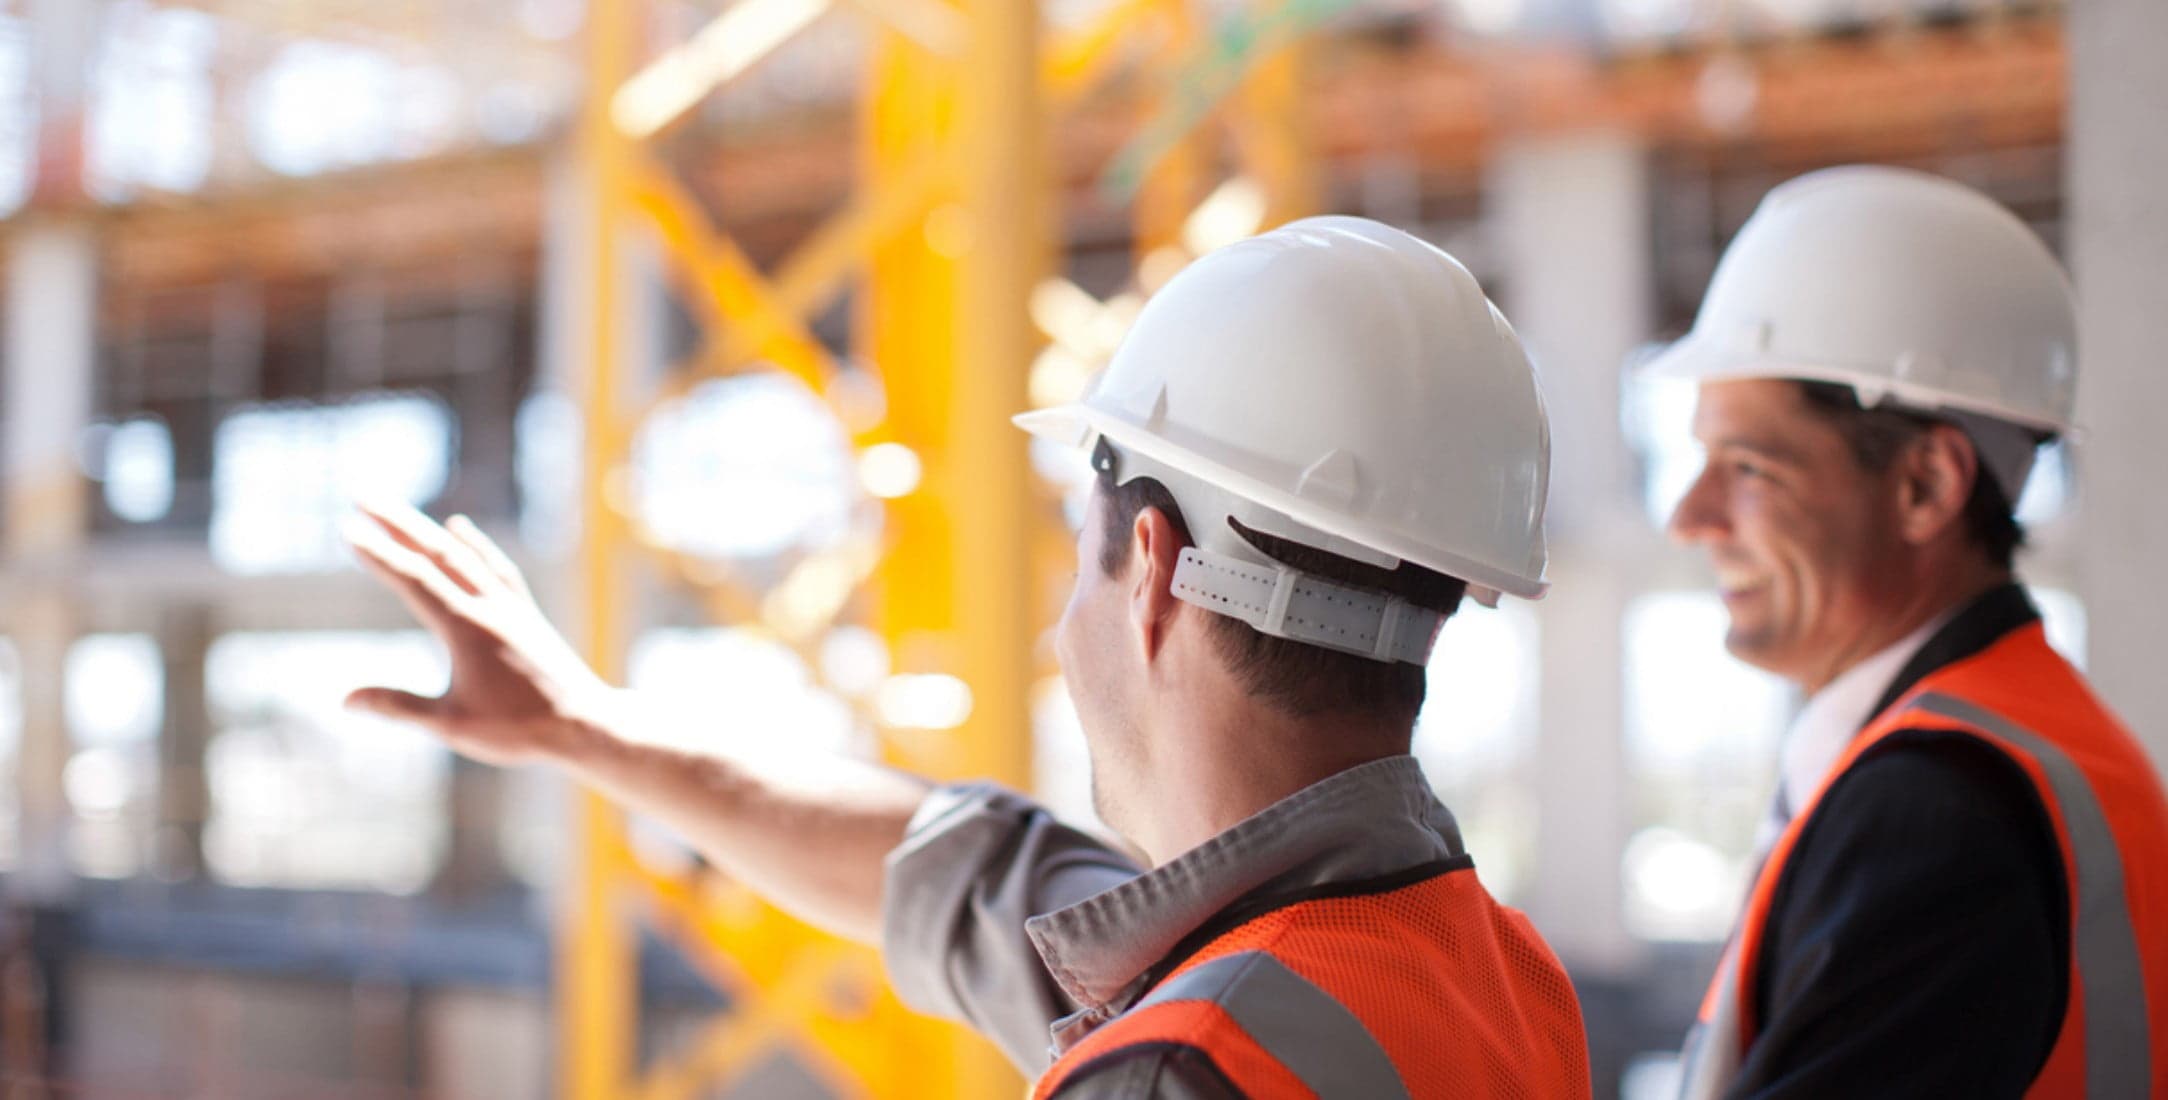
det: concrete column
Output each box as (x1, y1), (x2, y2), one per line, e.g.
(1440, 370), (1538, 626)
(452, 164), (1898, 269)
(4, 222), (97, 901)
(26, 0), (95, 206)
(435, 760), (515, 901)
(2069, 0), (2168, 777)
(1488, 132), (1653, 974)
(152, 605), (213, 880)
(1489, 133), (1650, 539)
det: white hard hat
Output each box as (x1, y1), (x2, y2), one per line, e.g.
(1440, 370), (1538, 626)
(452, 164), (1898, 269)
(1642, 165), (2074, 498)
(1015, 215), (1551, 665)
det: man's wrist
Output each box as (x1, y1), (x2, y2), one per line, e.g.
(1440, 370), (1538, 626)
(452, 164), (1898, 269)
(543, 684), (631, 770)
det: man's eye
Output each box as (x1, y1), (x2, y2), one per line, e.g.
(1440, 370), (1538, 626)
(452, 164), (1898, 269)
(1730, 460), (1765, 480)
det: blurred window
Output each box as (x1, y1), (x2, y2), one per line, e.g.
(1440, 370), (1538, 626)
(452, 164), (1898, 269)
(0, 14), (33, 218)
(631, 374), (859, 562)
(246, 40), (460, 177)
(1031, 676), (1105, 839)
(515, 390), (580, 555)
(1029, 435), (1096, 533)
(210, 393), (454, 574)
(1622, 372), (1700, 529)
(87, 0), (215, 201)
(625, 628), (859, 759)
(91, 414), (176, 523)
(2032, 586), (2087, 670)
(1621, 1052), (1684, 1100)
(65, 634), (164, 880)
(1622, 592), (1793, 941)
(95, 271), (533, 541)
(204, 632), (449, 893)
(502, 624), (871, 887)
(1414, 604), (1541, 904)
(2015, 441), (2073, 527)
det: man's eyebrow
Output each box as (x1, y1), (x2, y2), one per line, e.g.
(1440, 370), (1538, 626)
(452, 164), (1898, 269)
(1702, 434), (1811, 467)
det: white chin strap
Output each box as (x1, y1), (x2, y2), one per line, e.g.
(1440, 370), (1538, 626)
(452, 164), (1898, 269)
(1171, 547), (1444, 665)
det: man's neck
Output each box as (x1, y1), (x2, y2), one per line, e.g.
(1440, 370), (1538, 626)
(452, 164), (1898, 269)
(1797, 562), (2012, 697)
(1130, 686), (1404, 867)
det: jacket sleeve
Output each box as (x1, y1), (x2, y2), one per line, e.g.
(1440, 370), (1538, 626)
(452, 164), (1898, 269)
(1043, 1043), (1250, 1100)
(881, 784), (1143, 1075)
(1727, 730), (2068, 1099)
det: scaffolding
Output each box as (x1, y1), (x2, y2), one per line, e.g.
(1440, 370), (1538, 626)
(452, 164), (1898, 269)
(555, 0), (1344, 1091)
(0, 0), (2082, 1094)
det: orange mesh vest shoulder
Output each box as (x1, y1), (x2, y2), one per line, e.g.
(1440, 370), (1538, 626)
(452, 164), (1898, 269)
(1033, 866), (1591, 1099)
(1715, 623), (2168, 1098)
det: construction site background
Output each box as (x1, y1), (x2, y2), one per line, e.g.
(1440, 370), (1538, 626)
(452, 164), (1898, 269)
(0, 0), (2161, 1096)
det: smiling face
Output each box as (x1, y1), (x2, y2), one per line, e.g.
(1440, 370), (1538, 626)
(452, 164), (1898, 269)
(1667, 379), (1918, 689)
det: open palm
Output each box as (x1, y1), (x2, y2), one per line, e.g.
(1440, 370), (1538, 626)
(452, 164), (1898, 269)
(344, 501), (612, 767)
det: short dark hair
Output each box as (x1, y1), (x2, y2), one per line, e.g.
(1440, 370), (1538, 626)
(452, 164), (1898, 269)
(1094, 452), (1466, 729)
(1794, 381), (2027, 569)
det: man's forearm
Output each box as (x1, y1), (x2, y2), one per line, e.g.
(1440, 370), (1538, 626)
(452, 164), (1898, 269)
(549, 690), (933, 944)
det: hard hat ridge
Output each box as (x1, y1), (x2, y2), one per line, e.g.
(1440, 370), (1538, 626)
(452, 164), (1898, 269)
(1016, 215), (1553, 664)
(1642, 164), (2077, 500)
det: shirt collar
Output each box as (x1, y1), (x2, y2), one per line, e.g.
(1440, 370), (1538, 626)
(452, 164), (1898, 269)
(1024, 755), (1462, 1027)
(1778, 612), (1954, 815)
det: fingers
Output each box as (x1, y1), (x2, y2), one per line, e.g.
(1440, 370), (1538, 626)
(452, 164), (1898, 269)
(445, 514), (529, 597)
(345, 514), (478, 634)
(354, 499), (493, 598)
(345, 686), (443, 726)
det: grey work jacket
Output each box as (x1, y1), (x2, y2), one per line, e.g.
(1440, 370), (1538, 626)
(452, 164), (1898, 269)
(880, 755), (1469, 1097)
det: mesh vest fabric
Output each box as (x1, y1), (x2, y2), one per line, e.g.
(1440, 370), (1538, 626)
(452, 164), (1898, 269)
(1035, 868), (1591, 1098)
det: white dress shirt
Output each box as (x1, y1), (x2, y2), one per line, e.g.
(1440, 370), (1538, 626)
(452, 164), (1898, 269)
(1753, 611), (1956, 855)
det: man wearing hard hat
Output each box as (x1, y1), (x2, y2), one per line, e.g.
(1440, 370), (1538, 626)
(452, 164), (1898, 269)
(1648, 167), (2168, 1097)
(345, 217), (1591, 1096)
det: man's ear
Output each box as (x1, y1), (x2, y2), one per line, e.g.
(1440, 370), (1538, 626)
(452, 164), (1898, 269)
(1128, 505), (1186, 661)
(1895, 424), (1977, 547)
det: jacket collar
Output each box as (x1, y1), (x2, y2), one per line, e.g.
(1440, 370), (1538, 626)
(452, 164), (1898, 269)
(1865, 582), (2041, 723)
(1024, 756), (1464, 1049)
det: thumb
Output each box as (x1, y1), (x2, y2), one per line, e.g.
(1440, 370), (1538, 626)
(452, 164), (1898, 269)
(345, 687), (444, 726)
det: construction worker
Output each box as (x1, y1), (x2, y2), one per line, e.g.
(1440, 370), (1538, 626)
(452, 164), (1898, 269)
(1649, 167), (2168, 1097)
(345, 217), (1592, 1097)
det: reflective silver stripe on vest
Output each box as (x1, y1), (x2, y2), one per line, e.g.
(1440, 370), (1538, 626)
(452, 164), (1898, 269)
(1675, 942), (1743, 1100)
(1912, 692), (2153, 1098)
(1135, 950), (1411, 1100)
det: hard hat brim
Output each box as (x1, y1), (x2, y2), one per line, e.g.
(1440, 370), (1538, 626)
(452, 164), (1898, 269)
(1012, 401), (1550, 601)
(1638, 333), (2074, 436)
(1011, 405), (1091, 448)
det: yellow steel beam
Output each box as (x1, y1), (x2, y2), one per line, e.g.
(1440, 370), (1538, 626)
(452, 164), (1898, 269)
(864, 21), (965, 692)
(638, 945), (863, 1099)
(566, 0), (1243, 1089)
(1045, 0), (1166, 104)
(841, 0), (971, 55)
(625, 156), (843, 390)
(772, 151), (953, 328)
(1232, 7), (1318, 227)
(860, 6), (1025, 1097)
(614, 0), (837, 138)
(953, 0), (1040, 825)
(628, 151), (946, 427)
(567, 1), (637, 1097)
(1133, 0), (1204, 257)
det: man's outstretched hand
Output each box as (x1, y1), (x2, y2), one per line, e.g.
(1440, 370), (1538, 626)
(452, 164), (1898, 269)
(343, 501), (613, 767)
(344, 500), (930, 944)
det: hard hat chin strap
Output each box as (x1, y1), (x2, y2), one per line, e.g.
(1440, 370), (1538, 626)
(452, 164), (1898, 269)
(1095, 432), (1447, 665)
(1170, 547), (1443, 665)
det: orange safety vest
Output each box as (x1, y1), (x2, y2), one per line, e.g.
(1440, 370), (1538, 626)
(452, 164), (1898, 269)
(1683, 621), (2168, 1098)
(1032, 863), (1591, 1098)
